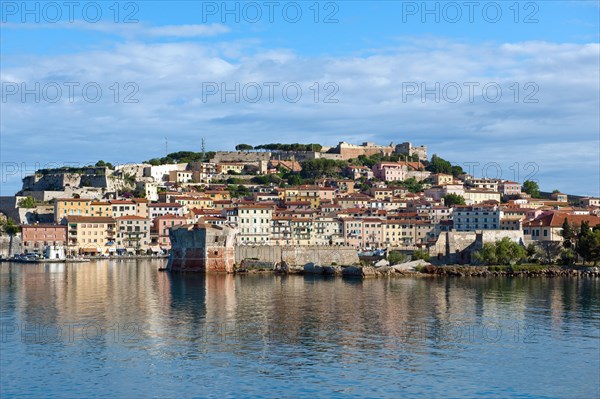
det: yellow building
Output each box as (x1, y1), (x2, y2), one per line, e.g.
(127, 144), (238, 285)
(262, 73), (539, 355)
(115, 216), (151, 254)
(133, 198), (149, 218)
(463, 190), (501, 205)
(285, 195), (320, 209)
(204, 190), (231, 201)
(217, 162), (245, 174)
(110, 200), (139, 218)
(173, 196), (214, 211)
(54, 198), (92, 223)
(383, 220), (434, 246)
(90, 201), (112, 217)
(369, 187), (395, 200)
(66, 216), (116, 256)
(431, 173), (454, 186)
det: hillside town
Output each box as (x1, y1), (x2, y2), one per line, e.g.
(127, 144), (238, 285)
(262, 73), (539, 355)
(1, 140), (599, 265)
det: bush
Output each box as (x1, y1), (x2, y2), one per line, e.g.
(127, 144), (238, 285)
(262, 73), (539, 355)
(412, 249), (430, 262)
(388, 251), (407, 264)
(473, 237), (526, 265)
(560, 249), (576, 266)
(18, 196), (36, 208)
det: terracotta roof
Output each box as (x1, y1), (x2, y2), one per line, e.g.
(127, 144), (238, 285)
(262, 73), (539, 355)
(291, 218), (312, 222)
(21, 224), (66, 228)
(523, 212), (600, 228)
(237, 204), (275, 209)
(116, 216), (148, 220)
(66, 216), (115, 223)
(362, 218), (384, 222)
(149, 202), (182, 208)
(154, 215), (189, 220)
(56, 198), (91, 202)
(376, 161), (423, 170)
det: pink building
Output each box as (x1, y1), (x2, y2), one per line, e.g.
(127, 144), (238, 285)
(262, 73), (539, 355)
(152, 215), (192, 249)
(21, 224), (67, 253)
(499, 181), (522, 196)
(361, 218), (384, 247)
(372, 161), (423, 182)
(372, 162), (407, 182)
(342, 218), (364, 248)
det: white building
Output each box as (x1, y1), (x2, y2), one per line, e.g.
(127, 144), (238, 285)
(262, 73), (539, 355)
(148, 202), (185, 221)
(143, 163), (188, 183)
(236, 204), (273, 243)
(453, 204), (502, 231)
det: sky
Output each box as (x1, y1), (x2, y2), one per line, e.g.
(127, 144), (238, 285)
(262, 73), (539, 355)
(1, 0), (599, 196)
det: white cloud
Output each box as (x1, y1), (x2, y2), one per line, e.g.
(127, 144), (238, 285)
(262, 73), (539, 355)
(146, 24), (230, 37)
(0, 21), (230, 38)
(1, 38), (598, 196)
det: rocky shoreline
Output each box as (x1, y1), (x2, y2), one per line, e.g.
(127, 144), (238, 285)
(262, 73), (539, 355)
(235, 261), (600, 278)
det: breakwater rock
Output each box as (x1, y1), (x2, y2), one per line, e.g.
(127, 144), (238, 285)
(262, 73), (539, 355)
(302, 263), (426, 278)
(418, 265), (600, 278)
(300, 263), (599, 279)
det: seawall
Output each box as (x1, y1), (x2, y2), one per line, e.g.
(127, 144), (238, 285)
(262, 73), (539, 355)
(235, 245), (359, 267)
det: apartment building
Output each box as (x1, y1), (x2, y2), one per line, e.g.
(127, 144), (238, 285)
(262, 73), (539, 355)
(65, 216), (116, 256)
(453, 204), (502, 231)
(116, 216), (151, 253)
(54, 198), (92, 223)
(236, 204), (274, 243)
(21, 224), (67, 254)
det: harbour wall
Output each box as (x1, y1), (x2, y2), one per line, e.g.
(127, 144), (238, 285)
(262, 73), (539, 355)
(235, 245), (359, 267)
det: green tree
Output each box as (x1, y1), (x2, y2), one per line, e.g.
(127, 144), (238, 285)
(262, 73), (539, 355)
(402, 177), (423, 193)
(95, 160), (114, 169)
(561, 218), (576, 249)
(235, 144), (254, 151)
(577, 222), (600, 265)
(284, 173), (304, 186)
(522, 180), (540, 197)
(534, 241), (563, 265)
(300, 158), (346, 179)
(18, 196), (36, 208)
(251, 174), (282, 185)
(426, 155), (464, 176)
(560, 248), (576, 266)
(443, 193), (466, 206)
(412, 249), (430, 261)
(526, 243), (537, 258)
(473, 243), (498, 265)
(473, 237), (526, 265)
(227, 184), (250, 199)
(495, 237), (526, 265)
(388, 251), (407, 264)
(451, 165), (464, 177)
(1, 218), (20, 257)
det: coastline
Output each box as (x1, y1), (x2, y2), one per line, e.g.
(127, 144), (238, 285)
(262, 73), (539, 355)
(235, 264), (600, 278)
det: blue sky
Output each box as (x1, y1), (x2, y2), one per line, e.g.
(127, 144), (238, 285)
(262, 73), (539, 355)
(1, 1), (599, 196)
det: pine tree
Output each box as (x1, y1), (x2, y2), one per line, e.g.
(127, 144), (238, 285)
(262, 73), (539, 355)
(561, 218), (575, 248)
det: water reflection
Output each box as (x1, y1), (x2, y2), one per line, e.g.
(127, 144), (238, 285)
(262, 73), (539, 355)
(1, 261), (598, 398)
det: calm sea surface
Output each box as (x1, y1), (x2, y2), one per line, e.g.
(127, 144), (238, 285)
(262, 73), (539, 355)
(1, 259), (598, 398)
